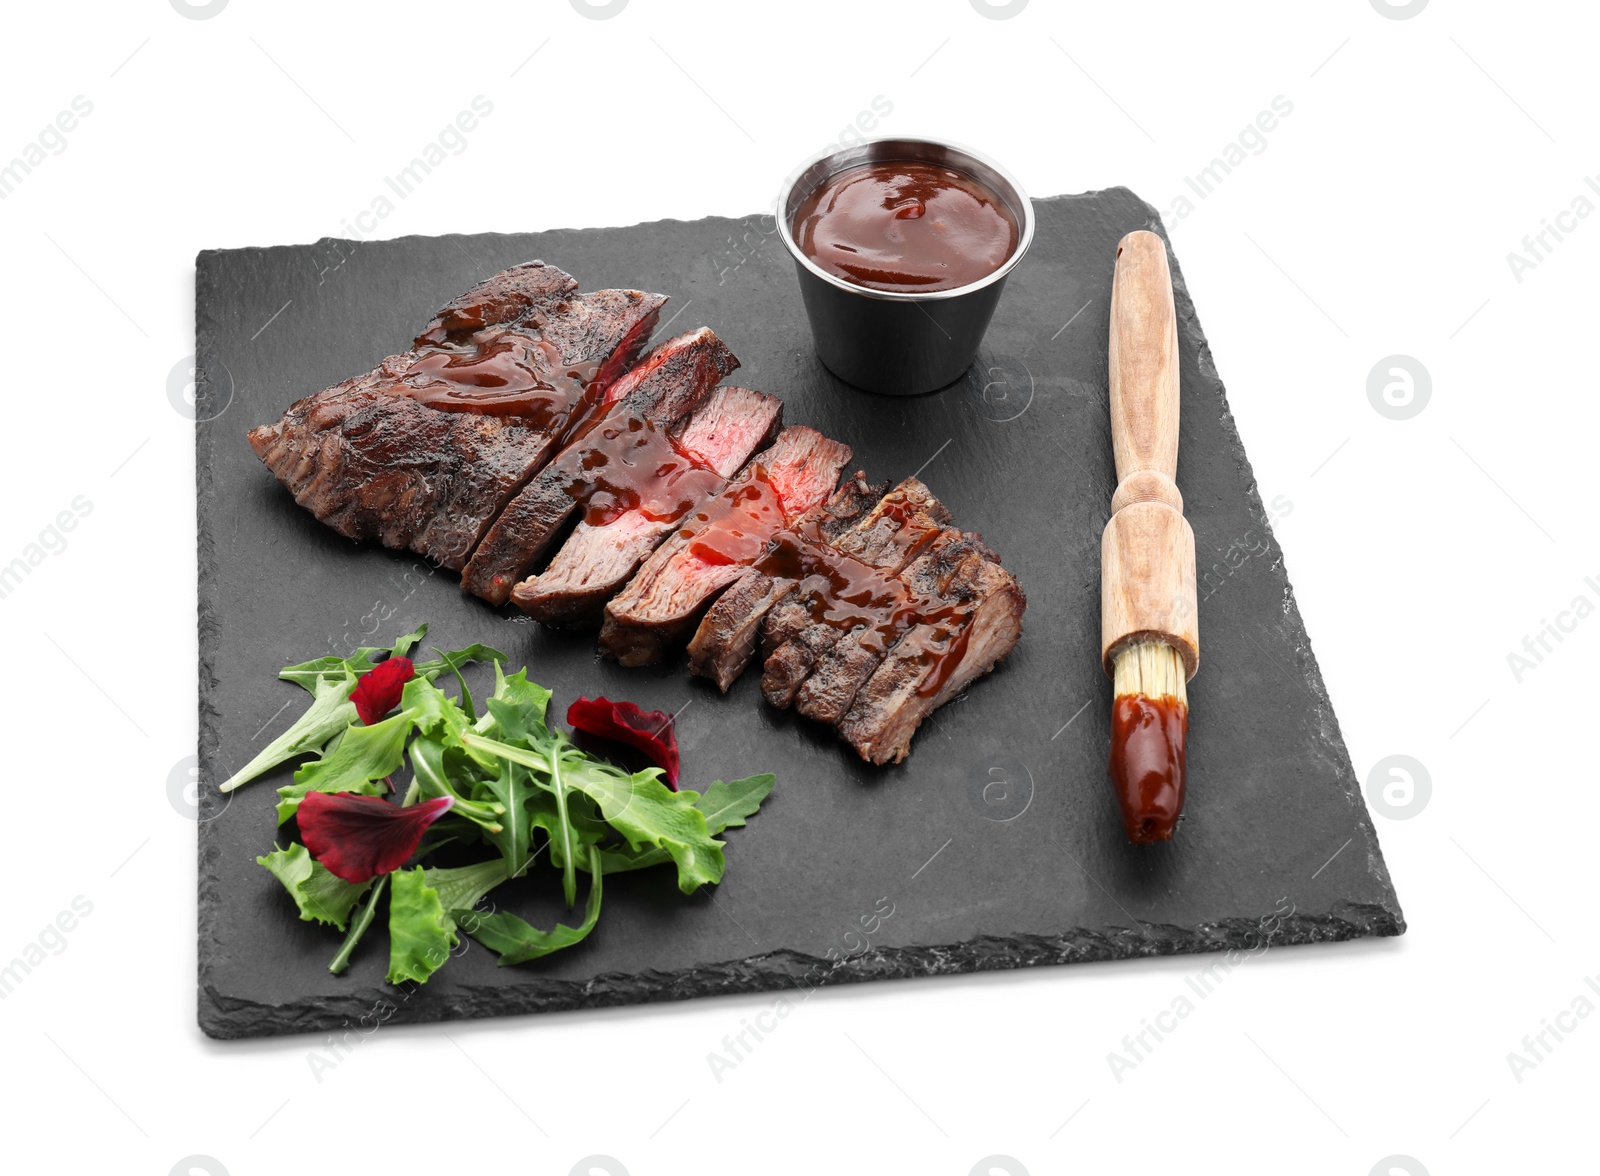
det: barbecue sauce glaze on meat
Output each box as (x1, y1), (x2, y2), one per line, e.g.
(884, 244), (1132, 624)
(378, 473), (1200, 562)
(398, 327), (598, 421)
(734, 521), (980, 699)
(563, 415), (726, 527)
(676, 472), (902, 620)
(792, 161), (1018, 293)
(680, 465), (789, 565)
(1108, 694), (1188, 843)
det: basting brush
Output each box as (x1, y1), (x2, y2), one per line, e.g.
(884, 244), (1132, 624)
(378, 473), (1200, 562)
(1100, 231), (1199, 844)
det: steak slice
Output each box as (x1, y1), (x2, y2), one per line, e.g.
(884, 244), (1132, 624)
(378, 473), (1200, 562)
(460, 328), (739, 604)
(247, 262), (666, 570)
(510, 385), (782, 627)
(837, 533), (1026, 765)
(687, 473), (887, 691)
(759, 479), (952, 712)
(598, 427), (853, 667)
(413, 260), (577, 345)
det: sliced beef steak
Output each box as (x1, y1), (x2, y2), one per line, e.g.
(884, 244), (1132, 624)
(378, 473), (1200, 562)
(758, 479), (952, 712)
(837, 532), (1026, 765)
(460, 328), (739, 604)
(413, 260), (577, 346)
(599, 427), (853, 667)
(248, 262), (665, 570)
(687, 473), (887, 690)
(511, 385), (782, 627)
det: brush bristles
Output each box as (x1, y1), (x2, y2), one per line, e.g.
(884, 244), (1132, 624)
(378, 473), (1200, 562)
(1113, 640), (1188, 705)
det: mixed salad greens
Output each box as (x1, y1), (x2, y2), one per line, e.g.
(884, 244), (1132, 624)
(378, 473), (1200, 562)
(223, 624), (774, 985)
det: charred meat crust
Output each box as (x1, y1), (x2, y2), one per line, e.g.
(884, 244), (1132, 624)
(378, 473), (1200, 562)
(413, 260), (579, 346)
(758, 478), (953, 714)
(511, 386), (782, 628)
(247, 263), (665, 571)
(460, 328), (739, 605)
(837, 534), (1025, 765)
(687, 571), (795, 691)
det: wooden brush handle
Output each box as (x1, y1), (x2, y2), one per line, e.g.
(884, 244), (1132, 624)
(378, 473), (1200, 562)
(1101, 231), (1199, 679)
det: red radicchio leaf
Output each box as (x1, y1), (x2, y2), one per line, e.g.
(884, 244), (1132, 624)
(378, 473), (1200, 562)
(349, 656), (415, 726)
(297, 792), (453, 883)
(566, 696), (681, 789)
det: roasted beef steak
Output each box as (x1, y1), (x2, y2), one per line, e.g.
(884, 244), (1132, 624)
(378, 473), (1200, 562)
(598, 427), (854, 667)
(248, 262), (665, 570)
(512, 385), (782, 627)
(248, 259), (1024, 765)
(460, 328), (739, 604)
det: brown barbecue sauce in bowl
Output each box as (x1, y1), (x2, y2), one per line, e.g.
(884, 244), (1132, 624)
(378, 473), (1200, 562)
(777, 139), (1034, 396)
(791, 161), (1020, 295)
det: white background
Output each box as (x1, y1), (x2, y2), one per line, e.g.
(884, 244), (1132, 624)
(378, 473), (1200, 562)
(1, 1), (1594, 1173)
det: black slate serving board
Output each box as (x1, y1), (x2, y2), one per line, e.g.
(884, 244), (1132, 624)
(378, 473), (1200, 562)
(195, 188), (1404, 1039)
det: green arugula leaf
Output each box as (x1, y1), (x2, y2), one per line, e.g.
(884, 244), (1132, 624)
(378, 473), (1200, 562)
(220, 671), (359, 794)
(531, 787), (609, 872)
(591, 777), (775, 875)
(278, 626), (429, 693)
(257, 843), (373, 930)
(437, 649), (477, 721)
(462, 733), (725, 895)
(480, 760), (537, 879)
(386, 866), (459, 985)
(274, 709), (416, 824)
(278, 654), (378, 695)
(412, 641), (507, 681)
(455, 846), (603, 965)
(389, 624), (429, 660)
(409, 732), (505, 832)
(695, 774), (777, 832)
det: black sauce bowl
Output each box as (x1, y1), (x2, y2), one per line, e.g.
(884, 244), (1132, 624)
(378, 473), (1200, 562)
(776, 138), (1036, 397)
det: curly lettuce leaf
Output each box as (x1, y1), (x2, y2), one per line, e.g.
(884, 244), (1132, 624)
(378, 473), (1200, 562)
(257, 842), (373, 930)
(423, 859), (508, 913)
(386, 867), (459, 985)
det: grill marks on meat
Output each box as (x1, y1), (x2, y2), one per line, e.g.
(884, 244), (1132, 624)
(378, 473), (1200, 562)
(460, 328), (739, 604)
(599, 427), (854, 667)
(687, 474), (887, 691)
(755, 478), (951, 711)
(787, 481), (954, 722)
(689, 481), (1025, 762)
(838, 533), (1026, 765)
(511, 385), (782, 627)
(248, 262), (665, 570)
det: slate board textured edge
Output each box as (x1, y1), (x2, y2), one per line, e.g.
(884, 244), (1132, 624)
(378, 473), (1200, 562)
(194, 187), (1405, 1041)
(198, 902), (1400, 1039)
